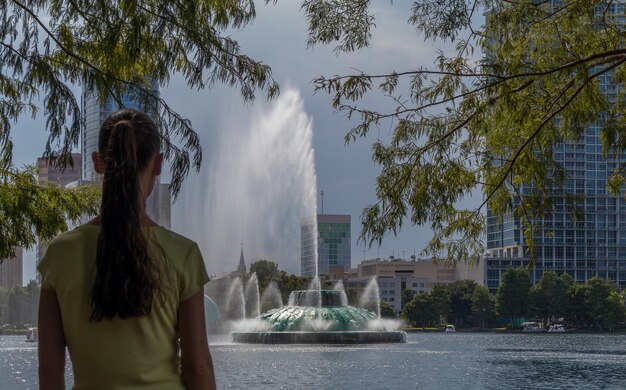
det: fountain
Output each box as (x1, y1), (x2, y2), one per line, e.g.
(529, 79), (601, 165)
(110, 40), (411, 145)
(231, 289), (406, 344)
(244, 273), (261, 318)
(191, 88), (404, 343)
(359, 277), (381, 318)
(332, 280), (348, 306)
(224, 277), (245, 320)
(260, 281), (283, 313)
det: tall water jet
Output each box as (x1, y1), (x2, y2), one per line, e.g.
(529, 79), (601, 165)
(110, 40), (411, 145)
(260, 282), (283, 313)
(360, 278), (381, 319)
(307, 276), (322, 307)
(244, 273), (261, 318)
(332, 280), (348, 307)
(179, 88), (318, 276)
(224, 277), (246, 320)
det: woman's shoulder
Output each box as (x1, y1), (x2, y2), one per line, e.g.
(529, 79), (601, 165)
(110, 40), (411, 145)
(151, 226), (199, 255)
(46, 224), (99, 250)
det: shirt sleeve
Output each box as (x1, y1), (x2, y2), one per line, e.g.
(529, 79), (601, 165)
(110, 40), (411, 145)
(179, 243), (209, 302)
(37, 244), (57, 291)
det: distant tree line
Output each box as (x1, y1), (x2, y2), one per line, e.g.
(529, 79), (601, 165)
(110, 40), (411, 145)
(401, 280), (495, 329)
(400, 269), (626, 331)
(248, 260), (310, 304)
(0, 280), (39, 328)
(496, 268), (626, 331)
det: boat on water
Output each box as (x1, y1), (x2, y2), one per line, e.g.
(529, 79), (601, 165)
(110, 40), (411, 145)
(521, 322), (546, 333)
(25, 327), (38, 342)
(444, 324), (456, 333)
(548, 324), (567, 333)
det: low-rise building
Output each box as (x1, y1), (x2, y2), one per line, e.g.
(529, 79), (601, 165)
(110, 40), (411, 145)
(328, 257), (485, 316)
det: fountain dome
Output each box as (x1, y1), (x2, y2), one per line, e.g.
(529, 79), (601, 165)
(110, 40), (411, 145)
(231, 290), (406, 344)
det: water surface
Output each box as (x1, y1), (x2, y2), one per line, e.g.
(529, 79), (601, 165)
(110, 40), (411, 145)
(2, 333), (626, 389)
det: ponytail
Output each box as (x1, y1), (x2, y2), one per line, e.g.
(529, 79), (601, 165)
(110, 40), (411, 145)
(90, 109), (162, 322)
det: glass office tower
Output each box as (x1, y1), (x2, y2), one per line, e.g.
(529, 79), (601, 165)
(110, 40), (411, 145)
(486, 3), (626, 292)
(301, 214), (351, 277)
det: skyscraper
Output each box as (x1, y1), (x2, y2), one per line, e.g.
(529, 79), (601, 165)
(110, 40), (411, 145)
(0, 248), (23, 290)
(80, 82), (171, 228)
(485, 4), (626, 292)
(301, 214), (351, 276)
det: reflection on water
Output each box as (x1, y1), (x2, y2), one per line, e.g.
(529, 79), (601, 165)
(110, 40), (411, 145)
(3, 333), (626, 389)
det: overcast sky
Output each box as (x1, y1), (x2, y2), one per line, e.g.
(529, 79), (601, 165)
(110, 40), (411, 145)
(12, 2), (480, 281)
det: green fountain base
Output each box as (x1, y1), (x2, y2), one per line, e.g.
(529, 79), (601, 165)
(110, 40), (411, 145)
(231, 330), (407, 344)
(231, 290), (406, 344)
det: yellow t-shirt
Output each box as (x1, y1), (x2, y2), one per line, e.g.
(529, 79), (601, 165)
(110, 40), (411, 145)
(37, 224), (209, 390)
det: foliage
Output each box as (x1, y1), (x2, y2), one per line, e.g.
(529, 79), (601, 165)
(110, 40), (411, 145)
(402, 293), (442, 328)
(0, 0), (279, 253)
(400, 288), (416, 311)
(0, 287), (7, 323)
(276, 272), (309, 304)
(249, 259), (281, 293)
(0, 166), (100, 259)
(5, 280), (39, 327)
(603, 291), (626, 331)
(587, 277), (618, 329)
(430, 284), (449, 320)
(495, 268), (531, 321)
(402, 283), (449, 327)
(528, 271), (572, 325)
(346, 288), (358, 306)
(564, 281), (593, 328)
(445, 279), (477, 327)
(470, 285), (493, 328)
(379, 301), (396, 318)
(397, 274), (625, 330)
(303, 1), (626, 263)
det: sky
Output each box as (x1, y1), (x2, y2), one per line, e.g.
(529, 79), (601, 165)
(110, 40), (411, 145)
(11, 2), (480, 282)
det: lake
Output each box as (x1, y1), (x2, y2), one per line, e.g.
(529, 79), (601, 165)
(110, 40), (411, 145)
(2, 332), (626, 389)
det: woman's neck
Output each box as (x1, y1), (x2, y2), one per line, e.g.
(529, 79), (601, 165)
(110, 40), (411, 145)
(87, 214), (159, 227)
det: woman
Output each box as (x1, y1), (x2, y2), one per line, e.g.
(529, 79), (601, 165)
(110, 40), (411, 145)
(38, 109), (216, 389)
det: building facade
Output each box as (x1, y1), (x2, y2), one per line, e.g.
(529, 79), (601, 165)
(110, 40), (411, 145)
(328, 258), (485, 316)
(301, 214), (351, 277)
(485, 4), (626, 292)
(37, 153), (82, 187)
(0, 248), (23, 291)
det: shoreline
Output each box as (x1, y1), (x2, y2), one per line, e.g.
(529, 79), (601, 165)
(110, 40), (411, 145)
(401, 327), (626, 334)
(0, 329), (27, 336)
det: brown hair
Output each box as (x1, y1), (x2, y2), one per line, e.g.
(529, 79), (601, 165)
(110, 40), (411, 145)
(90, 109), (163, 321)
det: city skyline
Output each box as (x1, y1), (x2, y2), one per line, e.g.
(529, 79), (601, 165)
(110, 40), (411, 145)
(10, 2), (467, 282)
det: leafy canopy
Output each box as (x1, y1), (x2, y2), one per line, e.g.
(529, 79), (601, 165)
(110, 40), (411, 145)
(0, 0), (279, 255)
(1, 0), (279, 194)
(303, 0), (626, 263)
(0, 166), (99, 258)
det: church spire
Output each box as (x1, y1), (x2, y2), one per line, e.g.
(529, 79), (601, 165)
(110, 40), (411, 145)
(238, 243), (247, 276)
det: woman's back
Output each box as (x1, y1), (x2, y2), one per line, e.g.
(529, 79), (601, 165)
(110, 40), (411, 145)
(38, 224), (208, 389)
(39, 109), (215, 389)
